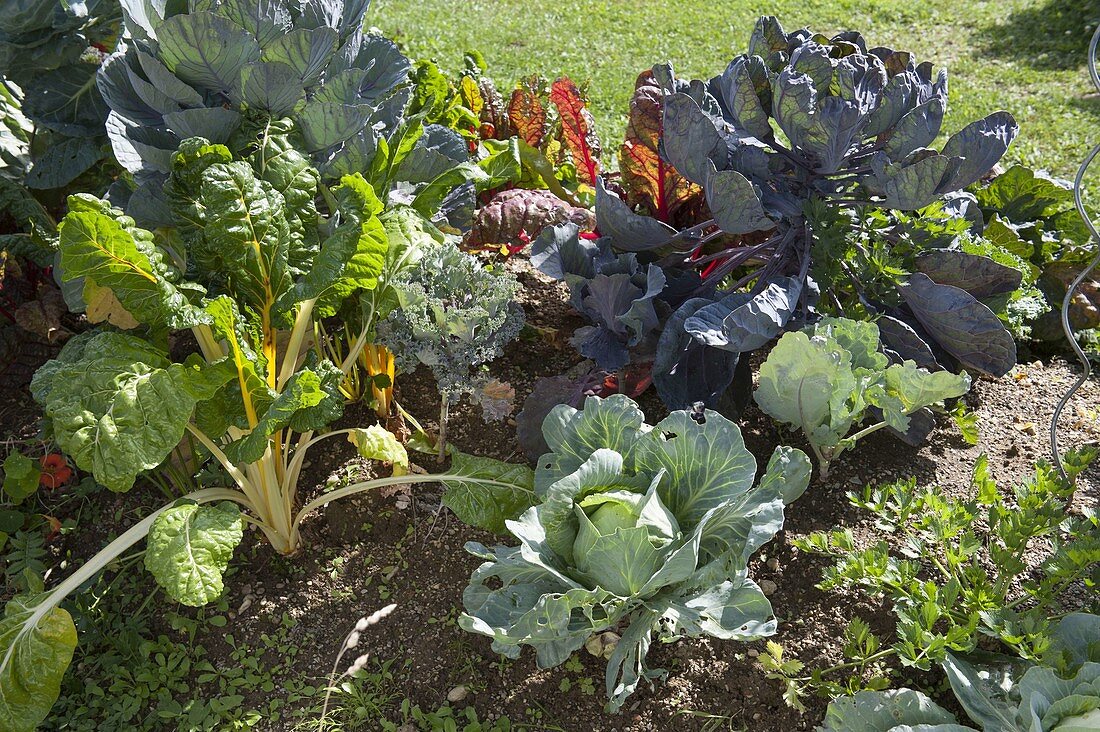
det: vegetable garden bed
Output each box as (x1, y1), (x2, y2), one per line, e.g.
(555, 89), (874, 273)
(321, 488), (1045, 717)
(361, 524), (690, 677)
(1, 3), (1099, 730)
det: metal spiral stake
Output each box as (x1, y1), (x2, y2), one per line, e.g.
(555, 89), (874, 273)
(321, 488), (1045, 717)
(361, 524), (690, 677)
(1050, 24), (1100, 480)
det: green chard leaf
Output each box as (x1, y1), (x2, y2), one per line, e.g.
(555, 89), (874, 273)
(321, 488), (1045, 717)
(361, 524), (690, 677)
(57, 202), (209, 330)
(30, 332), (235, 492)
(0, 593), (78, 732)
(145, 501), (245, 606)
(440, 451), (536, 533)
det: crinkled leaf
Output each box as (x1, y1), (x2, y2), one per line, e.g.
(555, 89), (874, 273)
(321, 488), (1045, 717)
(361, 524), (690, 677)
(466, 188), (594, 253)
(144, 501), (244, 606)
(440, 451), (536, 533)
(347, 425), (408, 477)
(507, 84), (547, 148)
(0, 593), (78, 732)
(31, 332), (235, 492)
(58, 206), (208, 330)
(224, 369), (325, 464)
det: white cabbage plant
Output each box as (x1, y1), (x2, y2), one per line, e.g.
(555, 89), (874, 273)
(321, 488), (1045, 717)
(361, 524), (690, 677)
(457, 394), (813, 711)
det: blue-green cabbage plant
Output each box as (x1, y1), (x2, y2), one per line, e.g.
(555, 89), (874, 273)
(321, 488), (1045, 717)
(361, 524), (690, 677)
(458, 394), (812, 711)
(0, 0), (120, 190)
(98, 0), (411, 221)
(755, 317), (970, 478)
(819, 613), (1100, 731)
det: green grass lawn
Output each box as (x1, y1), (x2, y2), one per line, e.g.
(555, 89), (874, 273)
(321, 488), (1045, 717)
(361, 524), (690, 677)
(373, 0), (1099, 178)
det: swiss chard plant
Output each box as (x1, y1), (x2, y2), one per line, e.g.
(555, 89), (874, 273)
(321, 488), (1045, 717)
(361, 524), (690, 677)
(449, 57), (603, 253)
(819, 612), (1100, 731)
(0, 136), (533, 732)
(754, 317), (971, 478)
(457, 394), (812, 712)
(540, 16), (1022, 416)
(966, 165), (1100, 345)
(765, 450), (1099, 708)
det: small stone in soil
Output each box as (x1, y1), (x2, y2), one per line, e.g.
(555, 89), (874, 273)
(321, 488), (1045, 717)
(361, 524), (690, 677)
(760, 579), (777, 596)
(446, 685), (468, 703)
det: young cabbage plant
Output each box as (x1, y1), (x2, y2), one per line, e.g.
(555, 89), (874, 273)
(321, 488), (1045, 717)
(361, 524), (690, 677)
(0, 140), (535, 732)
(819, 613), (1100, 732)
(754, 317), (970, 478)
(575, 16), (1021, 413)
(457, 394), (813, 712)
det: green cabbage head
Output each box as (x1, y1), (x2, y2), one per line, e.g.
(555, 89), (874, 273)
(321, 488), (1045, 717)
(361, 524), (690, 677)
(459, 395), (812, 712)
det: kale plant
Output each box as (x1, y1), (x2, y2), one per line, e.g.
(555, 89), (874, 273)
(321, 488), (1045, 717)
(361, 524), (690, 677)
(544, 16), (1022, 413)
(377, 241), (524, 455)
(458, 394), (812, 711)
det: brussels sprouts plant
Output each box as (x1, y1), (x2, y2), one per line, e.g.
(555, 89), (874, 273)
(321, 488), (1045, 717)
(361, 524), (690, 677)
(542, 16), (1023, 415)
(457, 394), (812, 711)
(0, 137), (533, 732)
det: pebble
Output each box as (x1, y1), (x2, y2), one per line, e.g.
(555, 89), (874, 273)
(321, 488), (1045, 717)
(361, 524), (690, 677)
(766, 557), (780, 571)
(446, 685), (468, 703)
(747, 648), (759, 658)
(759, 579), (777, 596)
(238, 595), (254, 615)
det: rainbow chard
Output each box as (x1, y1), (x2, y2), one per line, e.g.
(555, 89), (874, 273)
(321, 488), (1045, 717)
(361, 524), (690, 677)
(0, 138), (534, 732)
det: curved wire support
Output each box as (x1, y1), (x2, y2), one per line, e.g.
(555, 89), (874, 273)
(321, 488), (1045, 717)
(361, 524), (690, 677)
(1050, 24), (1100, 480)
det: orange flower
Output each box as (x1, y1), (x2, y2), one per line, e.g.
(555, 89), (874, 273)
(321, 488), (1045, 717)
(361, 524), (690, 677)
(39, 454), (73, 489)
